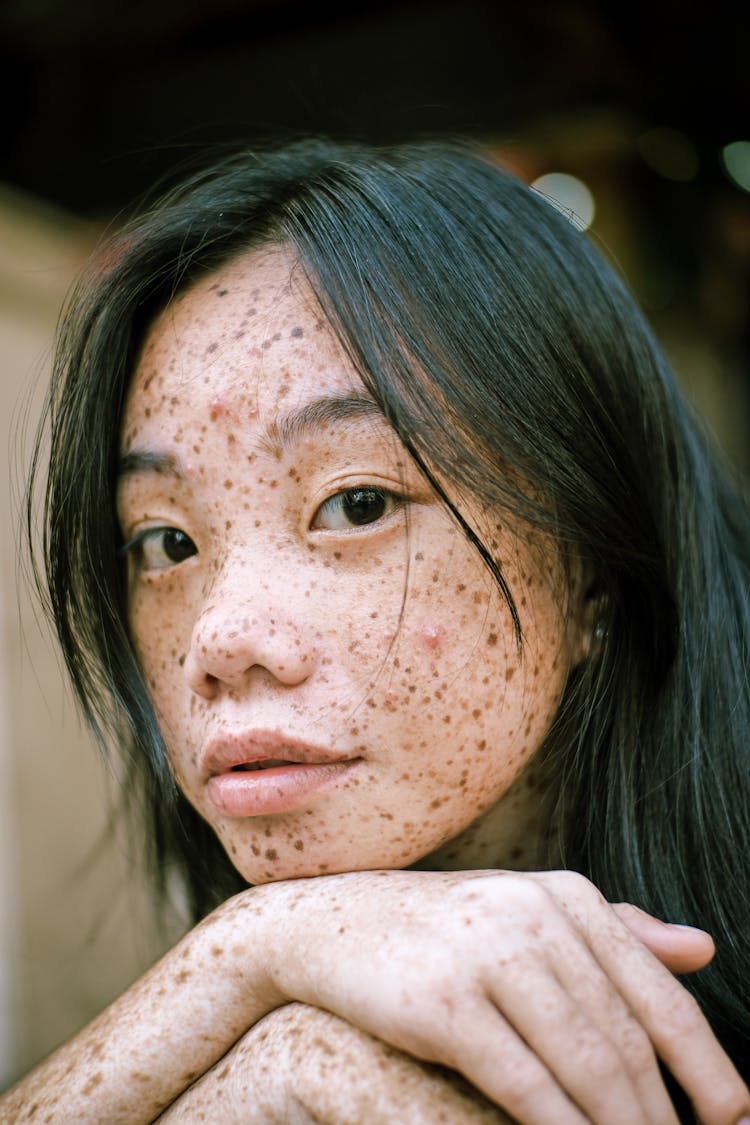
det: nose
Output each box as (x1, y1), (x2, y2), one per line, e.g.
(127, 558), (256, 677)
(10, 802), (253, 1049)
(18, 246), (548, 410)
(183, 566), (316, 700)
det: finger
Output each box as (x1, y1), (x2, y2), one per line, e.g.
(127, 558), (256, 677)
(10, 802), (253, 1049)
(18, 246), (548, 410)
(550, 924), (683, 1124)
(611, 903), (715, 974)
(444, 1001), (592, 1125)
(584, 907), (750, 1124)
(487, 957), (677, 1125)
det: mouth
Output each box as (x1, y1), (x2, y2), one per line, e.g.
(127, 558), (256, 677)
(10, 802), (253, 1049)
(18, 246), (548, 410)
(201, 731), (364, 818)
(200, 728), (359, 778)
(230, 759), (300, 772)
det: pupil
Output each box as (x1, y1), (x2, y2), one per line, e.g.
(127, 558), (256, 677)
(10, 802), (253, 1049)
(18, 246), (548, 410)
(163, 529), (194, 562)
(343, 488), (386, 525)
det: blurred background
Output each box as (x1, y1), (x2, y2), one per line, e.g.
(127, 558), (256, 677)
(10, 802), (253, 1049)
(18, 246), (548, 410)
(1, 0), (748, 1089)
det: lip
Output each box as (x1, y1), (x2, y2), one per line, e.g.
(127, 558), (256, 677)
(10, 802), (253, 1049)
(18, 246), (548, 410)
(201, 729), (363, 818)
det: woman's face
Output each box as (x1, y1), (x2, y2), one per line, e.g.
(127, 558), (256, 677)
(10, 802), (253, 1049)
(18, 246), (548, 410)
(118, 246), (589, 884)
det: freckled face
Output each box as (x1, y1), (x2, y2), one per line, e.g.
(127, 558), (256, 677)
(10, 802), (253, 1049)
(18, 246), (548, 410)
(117, 246), (584, 884)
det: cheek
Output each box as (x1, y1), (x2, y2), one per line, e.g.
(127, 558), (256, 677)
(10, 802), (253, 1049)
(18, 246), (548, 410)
(128, 585), (192, 700)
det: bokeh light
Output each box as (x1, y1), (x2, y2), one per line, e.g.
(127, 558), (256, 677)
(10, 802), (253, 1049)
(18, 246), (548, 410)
(637, 127), (699, 181)
(530, 172), (596, 230)
(721, 141), (750, 192)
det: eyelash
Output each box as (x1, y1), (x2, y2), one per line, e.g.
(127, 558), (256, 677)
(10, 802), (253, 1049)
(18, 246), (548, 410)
(120, 527), (197, 572)
(121, 485), (405, 573)
(311, 486), (404, 532)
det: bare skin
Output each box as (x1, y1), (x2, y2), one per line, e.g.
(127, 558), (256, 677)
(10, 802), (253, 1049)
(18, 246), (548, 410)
(155, 1004), (511, 1124)
(2, 873), (747, 1124)
(4, 247), (749, 1124)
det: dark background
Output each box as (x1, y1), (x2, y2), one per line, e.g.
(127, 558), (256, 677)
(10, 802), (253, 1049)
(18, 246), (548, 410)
(2, 0), (748, 466)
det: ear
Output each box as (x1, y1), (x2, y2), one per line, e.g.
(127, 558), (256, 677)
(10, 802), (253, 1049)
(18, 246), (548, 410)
(566, 556), (605, 668)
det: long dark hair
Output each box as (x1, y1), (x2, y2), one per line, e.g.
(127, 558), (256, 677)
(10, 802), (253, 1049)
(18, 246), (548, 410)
(28, 137), (750, 1075)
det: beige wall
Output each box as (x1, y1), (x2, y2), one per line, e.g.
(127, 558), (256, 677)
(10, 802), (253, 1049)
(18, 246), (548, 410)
(0, 190), (169, 1089)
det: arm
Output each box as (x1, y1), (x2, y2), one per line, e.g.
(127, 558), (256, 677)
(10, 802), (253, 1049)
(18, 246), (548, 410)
(156, 1003), (510, 1124)
(3, 869), (748, 1124)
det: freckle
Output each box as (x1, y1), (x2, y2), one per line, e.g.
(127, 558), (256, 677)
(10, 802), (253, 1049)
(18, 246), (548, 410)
(175, 969), (191, 984)
(206, 342), (218, 353)
(294, 839), (304, 851)
(505, 666), (515, 681)
(487, 632), (498, 646)
(178, 653), (186, 666)
(224, 479), (233, 489)
(217, 288), (229, 297)
(251, 844), (260, 855)
(265, 848), (278, 860)
(291, 326), (303, 337)
(477, 739), (486, 751)
(82, 1073), (103, 1095)
(211, 945), (223, 957)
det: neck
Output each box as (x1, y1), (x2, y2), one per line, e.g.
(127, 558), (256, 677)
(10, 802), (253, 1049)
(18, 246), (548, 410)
(410, 752), (562, 873)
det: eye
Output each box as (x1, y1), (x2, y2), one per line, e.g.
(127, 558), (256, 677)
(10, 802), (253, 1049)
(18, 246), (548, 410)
(312, 486), (402, 531)
(121, 527), (197, 571)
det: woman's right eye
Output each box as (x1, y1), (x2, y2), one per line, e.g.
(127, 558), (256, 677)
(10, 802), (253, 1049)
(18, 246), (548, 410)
(121, 527), (197, 572)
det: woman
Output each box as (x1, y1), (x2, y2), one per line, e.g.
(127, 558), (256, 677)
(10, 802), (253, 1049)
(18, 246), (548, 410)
(4, 137), (749, 1122)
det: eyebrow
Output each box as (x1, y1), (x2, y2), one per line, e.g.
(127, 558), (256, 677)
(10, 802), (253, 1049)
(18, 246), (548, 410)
(117, 391), (386, 479)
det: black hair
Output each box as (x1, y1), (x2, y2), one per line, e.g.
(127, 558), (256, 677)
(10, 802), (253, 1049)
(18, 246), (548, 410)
(28, 136), (750, 1079)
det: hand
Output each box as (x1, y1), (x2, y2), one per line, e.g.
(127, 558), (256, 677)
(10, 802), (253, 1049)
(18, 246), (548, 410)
(155, 1002), (510, 1123)
(240, 868), (750, 1125)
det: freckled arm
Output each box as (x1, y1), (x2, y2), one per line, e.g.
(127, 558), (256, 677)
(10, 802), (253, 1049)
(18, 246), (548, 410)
(0, 890), (286, 1124)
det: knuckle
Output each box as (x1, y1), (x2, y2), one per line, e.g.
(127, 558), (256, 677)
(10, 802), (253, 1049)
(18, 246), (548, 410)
(620, 1021), (657, 1076)
(497, 1062), (550, 1109)
(654, 983), (707, 1038)
(538, 868), (606, 908)
(577, 1030), (624, 1083)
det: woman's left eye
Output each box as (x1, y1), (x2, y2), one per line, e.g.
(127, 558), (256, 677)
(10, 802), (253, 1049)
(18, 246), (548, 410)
(312, 486), (402, 531)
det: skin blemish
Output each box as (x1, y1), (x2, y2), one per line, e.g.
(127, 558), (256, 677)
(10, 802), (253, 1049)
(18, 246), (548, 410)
(419, 624), (445, 651)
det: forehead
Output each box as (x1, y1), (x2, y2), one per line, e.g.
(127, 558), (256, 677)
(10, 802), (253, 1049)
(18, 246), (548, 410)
(122, 245), (363, 438)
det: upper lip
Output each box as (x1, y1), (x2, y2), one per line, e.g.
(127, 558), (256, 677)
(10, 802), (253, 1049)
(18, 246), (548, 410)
(200, 728), (358, 777)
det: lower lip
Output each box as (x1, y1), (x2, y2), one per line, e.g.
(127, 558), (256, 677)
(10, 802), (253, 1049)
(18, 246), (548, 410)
(206, 760), (362, 817)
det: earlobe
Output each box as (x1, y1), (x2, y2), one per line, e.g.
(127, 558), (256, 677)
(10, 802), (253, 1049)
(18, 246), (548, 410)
(568, 559), (606, 667)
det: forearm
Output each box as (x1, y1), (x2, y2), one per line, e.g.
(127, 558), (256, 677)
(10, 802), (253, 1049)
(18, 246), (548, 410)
(1, 887), (283, 1124)
(156, 1003), (510, 1124)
